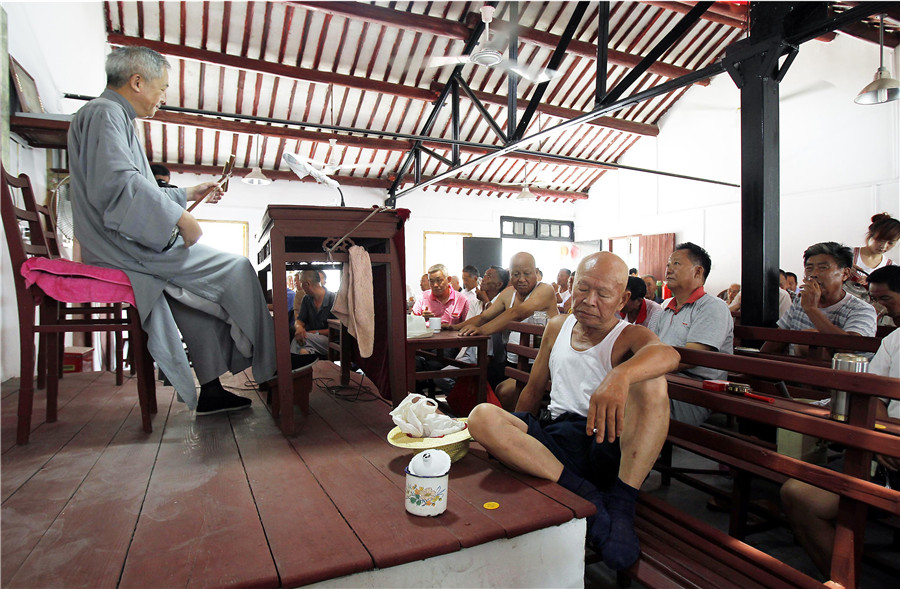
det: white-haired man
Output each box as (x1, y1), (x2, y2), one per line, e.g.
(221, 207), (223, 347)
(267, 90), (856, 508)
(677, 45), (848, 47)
(68, 46), (276, 415)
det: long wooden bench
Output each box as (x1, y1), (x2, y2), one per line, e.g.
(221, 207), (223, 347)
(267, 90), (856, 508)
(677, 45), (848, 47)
(501, 321), (899, 588)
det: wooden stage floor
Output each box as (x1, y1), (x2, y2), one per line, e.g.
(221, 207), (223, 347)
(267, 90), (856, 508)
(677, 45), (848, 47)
(1, 363), (591, 589)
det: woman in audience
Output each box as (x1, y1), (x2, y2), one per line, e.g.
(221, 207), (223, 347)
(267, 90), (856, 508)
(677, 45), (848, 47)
(845, 213), (899, 300)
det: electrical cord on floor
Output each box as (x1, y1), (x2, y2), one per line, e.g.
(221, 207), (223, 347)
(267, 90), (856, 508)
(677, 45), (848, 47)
(314, 373), (380, 403)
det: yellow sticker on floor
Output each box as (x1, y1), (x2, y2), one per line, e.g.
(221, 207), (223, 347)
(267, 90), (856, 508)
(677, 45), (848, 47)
(483, 502), (500, 510)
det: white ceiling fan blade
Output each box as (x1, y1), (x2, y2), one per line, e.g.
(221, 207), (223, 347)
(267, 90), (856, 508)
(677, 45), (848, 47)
(428, 55), (472, 68)
(283, 153), (339, 188)
(498, 58), (561, 84)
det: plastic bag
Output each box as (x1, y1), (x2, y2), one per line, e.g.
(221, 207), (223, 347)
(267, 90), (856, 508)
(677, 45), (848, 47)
(389, 393), (465, 437)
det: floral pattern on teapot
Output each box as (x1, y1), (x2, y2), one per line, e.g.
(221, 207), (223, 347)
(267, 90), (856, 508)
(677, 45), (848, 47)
(407, 483), (445, 507)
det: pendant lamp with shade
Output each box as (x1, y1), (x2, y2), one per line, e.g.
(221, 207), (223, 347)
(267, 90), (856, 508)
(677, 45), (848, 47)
(854, 14), (899, 105)
(242, 134), (272, 185)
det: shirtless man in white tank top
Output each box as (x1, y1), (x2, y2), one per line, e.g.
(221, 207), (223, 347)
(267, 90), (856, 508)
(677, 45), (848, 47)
(451, 252), (559, 409)
(467, 252), (679, 570)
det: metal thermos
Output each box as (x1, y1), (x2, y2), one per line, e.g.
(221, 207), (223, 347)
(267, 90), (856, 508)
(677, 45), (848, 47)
(830, 353), (868, 421)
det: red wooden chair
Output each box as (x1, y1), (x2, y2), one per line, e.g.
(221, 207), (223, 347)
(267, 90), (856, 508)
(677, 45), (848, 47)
(1, 166), (155, 444)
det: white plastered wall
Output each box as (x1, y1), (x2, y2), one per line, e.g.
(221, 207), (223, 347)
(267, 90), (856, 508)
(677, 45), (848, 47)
(575, 32), (900, 297)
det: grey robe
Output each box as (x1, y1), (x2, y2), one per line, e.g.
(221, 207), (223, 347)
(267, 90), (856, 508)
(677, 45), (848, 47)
(67, 89), (276, 408)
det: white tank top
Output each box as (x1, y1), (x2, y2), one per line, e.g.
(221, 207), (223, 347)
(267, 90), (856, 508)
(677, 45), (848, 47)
(547, 315), (630, 419)
(507, 288), (536, 364)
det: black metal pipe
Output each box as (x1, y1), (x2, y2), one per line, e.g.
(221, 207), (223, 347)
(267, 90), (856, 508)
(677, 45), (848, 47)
(602, 2), (713, 106)
(514, 1), (589, 140)
(455, 75), (508, 143)
(595, 2), (610, 107)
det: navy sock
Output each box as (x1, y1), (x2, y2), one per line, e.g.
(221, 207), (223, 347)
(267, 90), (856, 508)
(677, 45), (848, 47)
(602, 478), (641, 570)
(557, 467), (610, 549)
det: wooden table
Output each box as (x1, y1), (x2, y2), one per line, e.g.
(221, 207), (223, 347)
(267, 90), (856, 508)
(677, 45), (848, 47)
(407, 330), (489, 405)
(257, 205), (408, 435)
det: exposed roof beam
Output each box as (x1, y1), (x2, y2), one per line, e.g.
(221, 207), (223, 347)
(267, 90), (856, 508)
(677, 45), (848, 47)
(164, 163), (588, 200)
(468, 14), (711, 86)
(431, 83), (659, 136)
(108, 33), (438, 102)
(422, 177), (589, 201)
(149, 110), (615, 170)
(110, 32), (654, 137)
(289, 1), (471, 39)
(290, 1), (709, 86)
(832, 14), (900, 48)
(164, 162), (393, 189)
(643, 1), (747, 29)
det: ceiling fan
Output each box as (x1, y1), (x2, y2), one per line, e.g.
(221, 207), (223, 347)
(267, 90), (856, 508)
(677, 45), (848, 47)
(427, 5), (562, 84)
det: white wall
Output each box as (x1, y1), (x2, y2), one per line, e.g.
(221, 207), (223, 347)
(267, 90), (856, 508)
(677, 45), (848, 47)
(575, 33), (900, 297)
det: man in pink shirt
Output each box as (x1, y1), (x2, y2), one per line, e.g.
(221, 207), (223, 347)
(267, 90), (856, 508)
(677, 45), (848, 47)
(413, 263), (469, 326)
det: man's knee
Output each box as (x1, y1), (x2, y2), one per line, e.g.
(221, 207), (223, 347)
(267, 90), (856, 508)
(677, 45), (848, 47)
(629, 378), (669, 413)
(467, 403), (507, 442)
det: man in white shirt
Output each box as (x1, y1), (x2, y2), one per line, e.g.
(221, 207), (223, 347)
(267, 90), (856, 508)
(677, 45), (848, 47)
(461, 264), (482, 317)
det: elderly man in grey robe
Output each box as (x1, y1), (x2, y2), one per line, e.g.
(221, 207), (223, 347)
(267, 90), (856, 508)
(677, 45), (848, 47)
(67, 46), (276, 415)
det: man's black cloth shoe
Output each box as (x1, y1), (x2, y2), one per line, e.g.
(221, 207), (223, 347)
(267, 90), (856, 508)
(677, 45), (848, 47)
(196, 380), (252, 415)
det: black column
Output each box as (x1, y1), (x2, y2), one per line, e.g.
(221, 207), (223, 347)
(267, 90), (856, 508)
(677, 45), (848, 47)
(728, 2), (797, 327)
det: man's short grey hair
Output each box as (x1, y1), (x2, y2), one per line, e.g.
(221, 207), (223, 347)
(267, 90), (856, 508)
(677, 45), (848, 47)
(427, 264), (448, 277)
(106, 46), (170, 88)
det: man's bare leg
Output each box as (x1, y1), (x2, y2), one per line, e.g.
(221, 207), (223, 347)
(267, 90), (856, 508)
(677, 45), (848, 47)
(467, 403), (563, 480)
(781, 478), (838, 577)
(618, 377), (670, 487)
(493, 378), (521, 412)
(467, 403), (611, 561)
(602, 377), (670, 569)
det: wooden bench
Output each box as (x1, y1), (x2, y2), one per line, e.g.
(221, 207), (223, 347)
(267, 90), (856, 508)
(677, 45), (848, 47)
(502, 321), (899, 588)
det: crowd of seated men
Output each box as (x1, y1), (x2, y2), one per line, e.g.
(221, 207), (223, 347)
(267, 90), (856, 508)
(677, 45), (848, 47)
(402, 214), (898, 579)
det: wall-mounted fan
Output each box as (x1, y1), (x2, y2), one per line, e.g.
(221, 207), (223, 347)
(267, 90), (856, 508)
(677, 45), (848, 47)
(427, 5), (561, 84)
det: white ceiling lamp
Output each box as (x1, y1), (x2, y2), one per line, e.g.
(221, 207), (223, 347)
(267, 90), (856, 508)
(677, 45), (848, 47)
(242, 134), (272, 185)
(516, 183), (536, 200)
(854, 14), (900, 105)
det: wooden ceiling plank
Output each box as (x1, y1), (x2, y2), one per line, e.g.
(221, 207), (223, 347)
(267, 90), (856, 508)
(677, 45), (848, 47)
(312, 13), (332, 70)
(178, 58), (185, 107)
(240, 1), (254, 58)
(158, 1), (165, 43)
(278, 4), (295, 63)
(104, 1), (113, 34)
(268, 77), (280, 119)
(288, 1), (471, 40)
(110, 34), (438, 102)
(643, 1), (746, 29)
(136, 1), (144, 38)
(221, 1), (231, 54)
(177, 126), (185, 163)
(259, 0), (273, 61)
(195, 128), (203, 165)
(252, 73), (263, 116)
(198, 62), (206, 111)
(179, 2), (187, 46)
(201, 2), (209, 49)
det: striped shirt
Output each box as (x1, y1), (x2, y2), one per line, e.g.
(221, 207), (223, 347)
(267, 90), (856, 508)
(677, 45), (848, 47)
(777, 292), (876, 337)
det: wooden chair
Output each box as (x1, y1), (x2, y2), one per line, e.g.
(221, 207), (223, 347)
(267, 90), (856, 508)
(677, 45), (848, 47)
(31, 198), (128, 388)
(1, 167), (156, 444)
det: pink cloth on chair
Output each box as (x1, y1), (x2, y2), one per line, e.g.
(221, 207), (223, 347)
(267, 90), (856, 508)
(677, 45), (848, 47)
(21, 257), (136, 305)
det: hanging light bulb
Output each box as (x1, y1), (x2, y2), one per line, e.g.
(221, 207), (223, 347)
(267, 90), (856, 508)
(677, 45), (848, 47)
(855, 14), (900, 105)
(242, 134), (272, 185)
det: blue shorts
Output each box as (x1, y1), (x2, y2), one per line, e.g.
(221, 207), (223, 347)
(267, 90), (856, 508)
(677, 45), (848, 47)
(514, 411), (622, 490)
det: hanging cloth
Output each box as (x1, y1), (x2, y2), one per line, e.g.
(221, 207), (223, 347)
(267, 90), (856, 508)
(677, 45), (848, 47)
(333, 245), (375, 357)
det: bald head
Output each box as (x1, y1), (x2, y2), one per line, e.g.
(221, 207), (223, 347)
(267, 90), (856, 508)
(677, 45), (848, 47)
(509, 252), (539, 296)
(577, 252), (628, 293)
(510, 252), (536, 271)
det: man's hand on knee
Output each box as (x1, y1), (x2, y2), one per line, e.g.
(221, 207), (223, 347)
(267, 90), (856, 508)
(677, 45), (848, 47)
(586, 370), (630, 443)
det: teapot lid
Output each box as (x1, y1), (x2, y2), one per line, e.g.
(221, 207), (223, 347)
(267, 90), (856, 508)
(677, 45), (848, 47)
(408, 449), (451, 476)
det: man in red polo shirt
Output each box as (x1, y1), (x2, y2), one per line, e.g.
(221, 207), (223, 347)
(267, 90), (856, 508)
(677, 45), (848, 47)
(413, 263), (469, 326)
(648, 242), (734, 426)
(620, 276), (662, 327)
